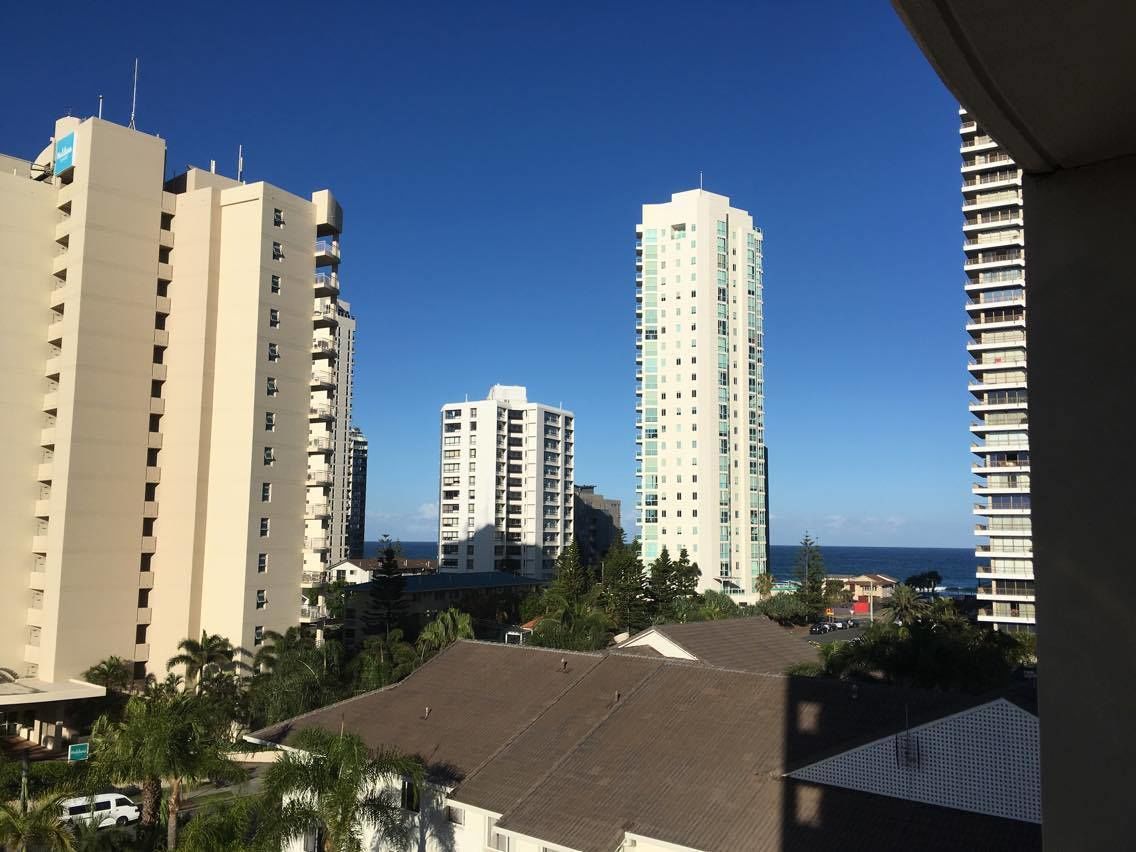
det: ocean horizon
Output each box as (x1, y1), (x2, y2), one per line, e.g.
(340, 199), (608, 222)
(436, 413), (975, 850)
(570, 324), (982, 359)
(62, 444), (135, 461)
(364, 541), (979, 593)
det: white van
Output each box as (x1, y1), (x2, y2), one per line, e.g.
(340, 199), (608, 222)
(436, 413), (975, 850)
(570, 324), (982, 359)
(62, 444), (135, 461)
(59, 793), (141, 828)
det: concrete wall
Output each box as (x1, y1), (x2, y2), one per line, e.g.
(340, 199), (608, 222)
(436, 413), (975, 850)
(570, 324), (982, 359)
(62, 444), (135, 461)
(0, 169), (56, 674)
(1026, 154), (1136, 850)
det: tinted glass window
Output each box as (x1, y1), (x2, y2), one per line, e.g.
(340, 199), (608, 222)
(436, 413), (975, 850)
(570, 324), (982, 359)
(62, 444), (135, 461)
(94, 801), (111, 812)
(68, 804), (91, 815)
(116, 798), (132, 807)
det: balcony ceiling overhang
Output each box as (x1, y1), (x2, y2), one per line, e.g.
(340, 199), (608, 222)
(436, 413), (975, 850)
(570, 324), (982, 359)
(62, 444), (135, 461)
(893, 0), (1136, 172)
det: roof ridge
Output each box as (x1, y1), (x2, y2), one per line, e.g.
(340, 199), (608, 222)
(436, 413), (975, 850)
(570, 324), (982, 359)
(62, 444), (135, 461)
(453, 651), (608, 787)
(491, 657), (666, 828)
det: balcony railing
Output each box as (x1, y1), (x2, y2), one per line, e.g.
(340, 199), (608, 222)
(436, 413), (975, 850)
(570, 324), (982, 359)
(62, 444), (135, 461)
(309, 405), (334, 420)
(312, 339), (336, 356)
(300, 604), (329, 621)
(307, 469), (332, 486)
(305, 537), (330, 550)
(302, 570), (328, 586)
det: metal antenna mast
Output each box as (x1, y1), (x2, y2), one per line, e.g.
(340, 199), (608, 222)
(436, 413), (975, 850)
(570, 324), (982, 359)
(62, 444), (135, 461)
(128, 59), (139, 129)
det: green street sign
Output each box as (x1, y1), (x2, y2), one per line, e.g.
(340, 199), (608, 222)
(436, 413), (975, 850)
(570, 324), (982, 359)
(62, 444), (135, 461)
(67, 742), (89, 762)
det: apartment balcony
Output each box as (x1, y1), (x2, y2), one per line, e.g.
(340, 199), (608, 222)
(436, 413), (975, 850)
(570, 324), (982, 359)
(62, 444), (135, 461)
(311, 338), (336, 359)
(311, 369), (335, 389)
(48, 283), (66, 311)
(975, 544), (1034, 560)
(959, 120), (978, 135)
(976, 609), (1036, 625)
(309, 404), (335, 422)
(314, 272), (340, 296)
(314, 239), (340, 266)
(145, 466), (161, 484)
(967, 356), (1027, 374)
(964, 254), (1025, 272)
(961, 174), (1021, 195)
(161, 191), (176, 215)
(960, 135), (1000, 154)
(305, 503), (331, 519)
(962, 191), (1023, 213)
(308, 436), (333, 453)
(977, 587), (1037, 602)
(965, 336), (1026, 354)
(143, 501), (159, 517)
(965, 315), (1025, 334)
(972, 483), (1030, 495)
(977, 565), (1035, 581)
(961, 153), (1014, 173)
(34, 499), (50, 518)
(963, 231), (1024, 252)
(134, 643), (150, 661)
(968, 379), (1028, 395)
(968, 400), (1027, 416)
(39, 426), (55, 448)
(965, 296), (1026, 315)
(157, 262), (173, 283)
(159, 227), (174, 249)
(974, 502), (1031, 516)
(972, 461), (1030, 475)
(137, 607), (152, 624)
(147, 431), (163, 449)
(302, 570), (328, 587)
(313, 302), (338, 328)
(154, 329), (170, 347)
(307, 469), (333, 486)
(32, 535), (48, 553)
(152, 363), (168, 381)
(300, 604), (329, 623)
(140, 536), (157, 553)
(970, 440), (1031, 457)
(51, 252), (67, 278)
(36, 463), (52, 483)
(149, 397), (166, 415)
(26, 607), (44, 628)
(47, 319), (64, 345)
(305, 537), (330, 551)
(28, 570), (46, 590)
(963, 214), (1023, 233)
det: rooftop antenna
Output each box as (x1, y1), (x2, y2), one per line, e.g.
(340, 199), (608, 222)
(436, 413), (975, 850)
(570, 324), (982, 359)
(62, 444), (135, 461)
(699, 170), (704, 190)
(237, 144), (244, 183)
(128, 58), (139, 130)
(97, 94), (103, 120)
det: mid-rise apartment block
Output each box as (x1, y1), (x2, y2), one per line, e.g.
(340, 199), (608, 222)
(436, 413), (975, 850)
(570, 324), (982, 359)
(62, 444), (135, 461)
(0, 114), (353, 697)
(961, 109), (1035, 632)
(573, 485), (621, 567)
(636, 190), (769, 602)
(438, 386), (573, 577)
(346, 425), (369, 559)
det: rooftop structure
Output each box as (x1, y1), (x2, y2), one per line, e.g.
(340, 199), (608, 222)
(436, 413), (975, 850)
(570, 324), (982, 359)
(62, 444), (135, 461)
(253, 641), (1040, 851)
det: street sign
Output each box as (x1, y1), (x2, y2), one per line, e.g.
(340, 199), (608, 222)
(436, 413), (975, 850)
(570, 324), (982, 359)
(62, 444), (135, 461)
(825, 608), (834, 617)
(67, 742), (89, 762)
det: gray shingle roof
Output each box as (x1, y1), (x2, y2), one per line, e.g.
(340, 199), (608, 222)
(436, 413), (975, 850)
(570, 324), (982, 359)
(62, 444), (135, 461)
(252, 641), (1039, 852)
(615, 616), (820, 674)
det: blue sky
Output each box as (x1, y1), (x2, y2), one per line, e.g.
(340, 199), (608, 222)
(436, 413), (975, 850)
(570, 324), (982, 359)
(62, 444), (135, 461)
(2, 2), (973, 547)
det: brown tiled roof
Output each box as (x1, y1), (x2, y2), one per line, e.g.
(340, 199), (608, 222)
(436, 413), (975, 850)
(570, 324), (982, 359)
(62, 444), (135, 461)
(615, 616), (820, 674)
(253, 642), (1039, 852)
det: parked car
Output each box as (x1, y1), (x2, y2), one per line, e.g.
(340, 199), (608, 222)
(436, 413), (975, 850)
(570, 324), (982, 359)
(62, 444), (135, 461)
(59, 794), (141, 829)
(846, 619), (858, 628)
(809, 622), (834, 635)
(832, 619), (847, 629)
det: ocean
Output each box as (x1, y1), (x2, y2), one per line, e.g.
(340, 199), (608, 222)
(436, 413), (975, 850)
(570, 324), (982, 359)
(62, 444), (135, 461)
(365, 541), (978, 593)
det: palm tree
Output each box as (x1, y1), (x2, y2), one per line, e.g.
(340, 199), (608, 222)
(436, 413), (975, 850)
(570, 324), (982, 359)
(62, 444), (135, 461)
(529, 598), (611, 651)
(82, 657), (133, 693)
(88, 691), (247, 850)
(415, 608), (473, 661)
(68, 818), (135, 851)
(260, 728), (422, 852)
(0, 794), (76, 851)
(350, 632), (417, 693)
(879, 583), (930, 627)
(755, 572), (774, 600)
(167, 631), (247, 691)
(177, 798), (266, 852)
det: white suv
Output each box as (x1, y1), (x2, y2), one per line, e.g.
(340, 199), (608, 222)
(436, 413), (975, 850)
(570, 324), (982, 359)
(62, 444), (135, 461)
(59, 793), (141, 828)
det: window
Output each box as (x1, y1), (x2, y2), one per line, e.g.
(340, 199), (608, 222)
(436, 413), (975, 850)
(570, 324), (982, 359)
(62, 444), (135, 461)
(400, 779), (419, 813)
(266, 377), (278, 396)
(270, 274), (281, 294)
(259, 517), (270, 537)
(272, 241), (284, 260)
(257, 553), (268, 573)
(444, 449), (460, 459)
(263, 447), (275, 466)
(255, 589), (267, 610)
(265, 411), (276, 431)
(273, 207), (285, 227)
(254, 625), (264, 646)
(446, 805), (465, 825)
(261, 483), (271, 502)
(267, 342), (280, 362)
(269, 308), (280, 328)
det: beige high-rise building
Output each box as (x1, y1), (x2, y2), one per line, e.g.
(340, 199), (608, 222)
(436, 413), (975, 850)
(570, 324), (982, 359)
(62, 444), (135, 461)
(636, 190), (769, 603)
(0, 114), (352, 707)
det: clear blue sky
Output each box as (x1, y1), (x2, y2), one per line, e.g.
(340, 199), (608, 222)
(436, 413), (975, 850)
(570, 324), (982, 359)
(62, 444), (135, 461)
(2, 1), (973, 548)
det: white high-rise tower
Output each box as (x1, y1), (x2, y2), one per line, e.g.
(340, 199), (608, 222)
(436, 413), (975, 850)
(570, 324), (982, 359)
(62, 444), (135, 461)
(961, 108), (1035, 632)
(636, 190), (768, 602)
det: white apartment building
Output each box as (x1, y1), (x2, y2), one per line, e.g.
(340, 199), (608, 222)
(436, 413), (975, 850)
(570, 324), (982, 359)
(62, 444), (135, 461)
(437, 386), (573, 577)
(0, 114), (352, 710)
(636, 190), (769, 601)
(960, 109), (1035, 632)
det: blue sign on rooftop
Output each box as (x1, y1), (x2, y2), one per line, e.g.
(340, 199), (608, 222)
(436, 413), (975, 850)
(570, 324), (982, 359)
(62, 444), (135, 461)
(54, 132), (76, 173)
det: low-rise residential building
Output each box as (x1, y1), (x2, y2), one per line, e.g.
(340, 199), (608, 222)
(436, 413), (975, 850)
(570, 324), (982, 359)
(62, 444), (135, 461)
(828, 573), (899, 600)
(252, 641), (1040, 852)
